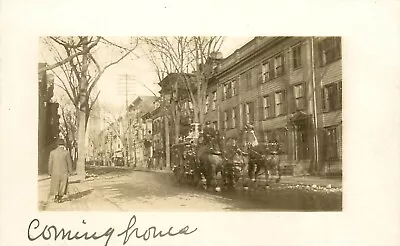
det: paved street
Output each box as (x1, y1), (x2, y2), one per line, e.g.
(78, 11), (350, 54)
(39, 167), (342, 211)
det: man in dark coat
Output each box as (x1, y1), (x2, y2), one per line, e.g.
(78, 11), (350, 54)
(48, 138), (73, 203)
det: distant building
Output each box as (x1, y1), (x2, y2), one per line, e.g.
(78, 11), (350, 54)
(126, 96), (158, 167)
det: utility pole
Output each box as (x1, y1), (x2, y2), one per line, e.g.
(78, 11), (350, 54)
(124, 73), (131, 167)
(118, 73), (159, 168)
(311, 37), (320, 173)
(118, 73), (136, 167)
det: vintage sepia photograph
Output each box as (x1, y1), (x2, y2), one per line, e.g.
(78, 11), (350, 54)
(38, 36), (343, 212)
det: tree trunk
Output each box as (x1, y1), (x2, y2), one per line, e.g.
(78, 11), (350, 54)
(174, 107), (180, 144)
(164, 116), (170, 169)
(76, 37), (89, 181)
(76, 109), (87, 179)
(172, 80), (180, 144)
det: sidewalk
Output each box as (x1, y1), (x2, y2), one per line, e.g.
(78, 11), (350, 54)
(38, 176), (120, 211)
(137, 168), (342, 188)
(279, 175), (342, 188)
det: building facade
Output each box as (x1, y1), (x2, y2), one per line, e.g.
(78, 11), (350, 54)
(205, 36), (342, 175)
(147, 36), (342, 176)
(38, 63), (60, 174)
(126, 96), (158, 167)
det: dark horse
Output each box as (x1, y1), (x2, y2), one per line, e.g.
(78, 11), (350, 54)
(221, 137), (249, 188)
(195, 127), (225, 191)
(241, 125), (282, 187)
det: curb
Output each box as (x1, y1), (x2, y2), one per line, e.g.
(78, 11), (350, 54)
(38, 176), (51, 182)
(133, 168), (171, 174)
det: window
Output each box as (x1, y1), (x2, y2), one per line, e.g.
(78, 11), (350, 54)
(244, 102), (254, 124)
(205, 96), (209, 113)
(274, 54), (284, 77)
(224, 111), (228, 129)
(223, 83), (231, 100)
(262, 61), (270, 82)
(231, 80), (237, 97)
(212, 91), (217, 110)
(322, 81), (342, 112)
(231, 108), (236, 129)
(292, 44), (302, 69)
(324, 126), (341, 160)
(262, 95), (271, 119)
(275, 91), (286, 116)
(321, 37), (341, 65)
(294, 83), (305, 111)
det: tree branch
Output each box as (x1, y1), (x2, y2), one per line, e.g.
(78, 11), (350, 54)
(39, 37), (101, 73)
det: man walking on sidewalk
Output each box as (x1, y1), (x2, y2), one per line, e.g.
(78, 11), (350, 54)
(48, 138), (73, 203)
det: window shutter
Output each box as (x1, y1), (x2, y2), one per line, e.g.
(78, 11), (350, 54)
(287, 86), (295, 113)
(321, 88), (326, 112)
(269, 60), (275, 79)
(337, 81), (342, 109)
(242, 104), (246, 127)
(270, 93), (275, 117)
(282, 90), (287, 115)
(227, 109), (231, 129)
(259, 97), (265, 120)
(302, 83), (308, 111)
(332, 83), (337, 109)
(249, 102), (255, 124)
(235, 107), (240, 129)
(257, 64), (263, 84)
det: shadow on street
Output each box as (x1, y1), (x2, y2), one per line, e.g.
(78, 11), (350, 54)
(65, 189), (94, 201)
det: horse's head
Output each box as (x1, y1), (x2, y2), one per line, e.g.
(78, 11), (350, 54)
(266, 141), (281, 155)
(201, 126), (223, 151)
(241, 124), (259, 148)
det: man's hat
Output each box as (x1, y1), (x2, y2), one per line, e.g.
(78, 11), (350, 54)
(57, 138), (66, 146)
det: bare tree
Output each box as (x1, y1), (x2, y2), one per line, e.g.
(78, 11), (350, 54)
(41, 36), (138, 179)
(143, 36), (224, 141)
(59, 103), (78, 162)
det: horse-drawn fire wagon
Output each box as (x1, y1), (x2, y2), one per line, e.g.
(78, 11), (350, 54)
(171, 123), (283, 192)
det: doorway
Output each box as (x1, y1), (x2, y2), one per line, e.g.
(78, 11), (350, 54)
(295, 120), (310, 160)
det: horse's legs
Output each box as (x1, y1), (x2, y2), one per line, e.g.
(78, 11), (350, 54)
(248, 162), (255, 181)
(275, 163), (281, 183)
(254, 162), (262, 182)
(206, 162), (218, 190)
(265, 164), (270, 187)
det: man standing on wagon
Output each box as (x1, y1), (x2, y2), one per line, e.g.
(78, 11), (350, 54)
(48, 138), (73, 203)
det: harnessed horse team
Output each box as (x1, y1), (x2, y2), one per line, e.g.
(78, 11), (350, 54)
(172, 124), (282, 192)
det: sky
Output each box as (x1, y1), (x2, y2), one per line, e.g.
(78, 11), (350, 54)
(41, 37), (254, 111)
